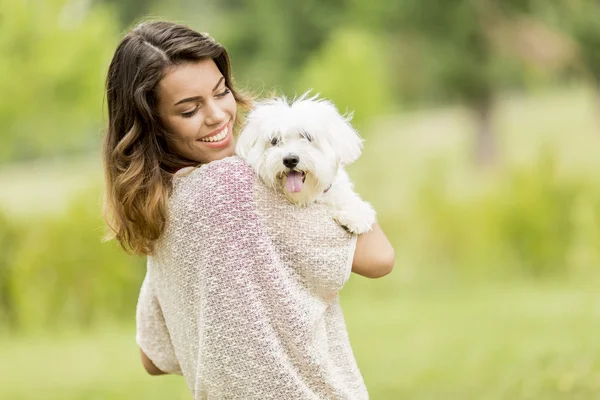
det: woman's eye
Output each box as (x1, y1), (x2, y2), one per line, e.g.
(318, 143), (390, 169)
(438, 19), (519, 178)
(181, 107), (198, 118)
(217, 88), (231, 98)
(270, 137), (280, 146)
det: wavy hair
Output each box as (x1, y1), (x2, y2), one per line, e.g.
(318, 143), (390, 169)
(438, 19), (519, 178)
(103, 21), (251, 255)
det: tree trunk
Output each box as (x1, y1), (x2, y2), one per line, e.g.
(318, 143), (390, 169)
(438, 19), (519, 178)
(473, 99), (495, 166)
(596, 76), (600, 116)
(0, 266), (15, 330)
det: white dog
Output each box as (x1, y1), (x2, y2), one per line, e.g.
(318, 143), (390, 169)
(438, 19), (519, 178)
(235, 93), (376, 234)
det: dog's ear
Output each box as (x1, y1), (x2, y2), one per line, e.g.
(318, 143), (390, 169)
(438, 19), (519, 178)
(236, 98), (287, 160)
(325, 106), (363, 166)
(235, 120), (260, 160)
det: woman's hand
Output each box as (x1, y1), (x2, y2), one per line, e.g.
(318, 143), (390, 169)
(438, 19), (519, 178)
(352, 223), (395, 278)
(139, 347), (167, 376)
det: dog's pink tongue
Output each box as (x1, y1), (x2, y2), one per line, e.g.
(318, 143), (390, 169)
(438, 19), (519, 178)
(285, 171), (304, 193)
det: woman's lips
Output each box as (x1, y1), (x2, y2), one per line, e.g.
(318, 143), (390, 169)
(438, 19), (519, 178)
(198, 121), (232, 148)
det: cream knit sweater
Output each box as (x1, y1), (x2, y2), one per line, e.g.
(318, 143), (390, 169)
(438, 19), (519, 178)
(136, 156), (368, 399)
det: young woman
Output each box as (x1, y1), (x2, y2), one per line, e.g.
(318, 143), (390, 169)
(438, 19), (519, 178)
(103, 20), (394, 399)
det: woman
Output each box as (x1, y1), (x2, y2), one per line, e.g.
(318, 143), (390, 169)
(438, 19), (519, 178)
(103, 21), (394, 399)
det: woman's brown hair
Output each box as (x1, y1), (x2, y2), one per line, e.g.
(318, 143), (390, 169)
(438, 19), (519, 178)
(103, 21), (251, 255)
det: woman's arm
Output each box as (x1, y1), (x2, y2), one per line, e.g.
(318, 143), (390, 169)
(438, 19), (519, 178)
(135, 271), (182, 376)
(139, 347), (167, 375)
(352, 223), (395, 279)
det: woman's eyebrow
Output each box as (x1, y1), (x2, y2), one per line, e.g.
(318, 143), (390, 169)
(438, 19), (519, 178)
(212, 76), (225, 91)
(173, 77), (225, 106)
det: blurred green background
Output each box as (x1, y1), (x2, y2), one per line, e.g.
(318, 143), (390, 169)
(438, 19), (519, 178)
(1, 0), (600, 399)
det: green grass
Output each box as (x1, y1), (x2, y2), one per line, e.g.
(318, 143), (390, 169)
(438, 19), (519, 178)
(0, 327), (190, 400)
(344, 279), (600, 399)
(0, 153), (103, 218)
(1, 280), (599, 399)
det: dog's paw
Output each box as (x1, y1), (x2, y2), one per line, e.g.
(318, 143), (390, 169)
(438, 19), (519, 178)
(332, 201), (376, 234)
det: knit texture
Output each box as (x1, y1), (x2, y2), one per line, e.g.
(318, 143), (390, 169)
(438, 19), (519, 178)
(136, 156), (368, 399)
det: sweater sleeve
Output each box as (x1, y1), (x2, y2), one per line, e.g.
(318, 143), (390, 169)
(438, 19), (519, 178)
(135, 271), (182, 375)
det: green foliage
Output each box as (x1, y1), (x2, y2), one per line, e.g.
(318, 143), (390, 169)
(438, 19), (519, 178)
(214, 0), (354, 93)
(94, 0), (154, 27)
(0, 0), (117, 162)
(393, 1), (524, 105)
(0, 188), (144, 333)
(411, 153), (599, 279)
(0, 213), (20, 331)
(296, 28), (393, 130)
(567, 1), (600, 80)
(0, 0), (593, 168)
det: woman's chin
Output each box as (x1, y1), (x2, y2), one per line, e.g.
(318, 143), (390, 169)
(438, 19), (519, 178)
(201, 147), (235, 164)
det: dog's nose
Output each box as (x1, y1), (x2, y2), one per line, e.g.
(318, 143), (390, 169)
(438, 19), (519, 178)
(283, 154), (300, 168)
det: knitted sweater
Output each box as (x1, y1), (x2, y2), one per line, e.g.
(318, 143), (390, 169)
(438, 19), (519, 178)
(136, 156), (368, 399)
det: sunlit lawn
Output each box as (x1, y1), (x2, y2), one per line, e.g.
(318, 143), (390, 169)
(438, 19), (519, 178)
(0, 327), (190, 400)
(344, 279), (600, 399)
(1, 280), (599, 399)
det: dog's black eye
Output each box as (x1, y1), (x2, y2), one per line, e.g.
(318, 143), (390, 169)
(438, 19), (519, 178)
(270, 137), (280, 146)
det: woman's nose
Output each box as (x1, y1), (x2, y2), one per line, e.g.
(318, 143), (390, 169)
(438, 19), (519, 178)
(205, 100), (226, 126)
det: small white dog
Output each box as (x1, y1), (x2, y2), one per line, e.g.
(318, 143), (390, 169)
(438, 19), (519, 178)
(235, 93), (376, 234)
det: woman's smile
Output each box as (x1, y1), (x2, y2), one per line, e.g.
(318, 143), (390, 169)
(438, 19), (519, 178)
(197, 120), (232, 148)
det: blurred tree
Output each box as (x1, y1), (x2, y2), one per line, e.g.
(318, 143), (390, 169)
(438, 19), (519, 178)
(5, 188), (145, 332)
(566, 0), (600, 101)
(214, 0), (353, 94)
(0, 0), (117, 163)
(0, 213), (19, 331)
(93, 0), (155, 27)
(297, 28), (393, 130)
(390, 0), (541, 165)
(341, 0), (566, 164)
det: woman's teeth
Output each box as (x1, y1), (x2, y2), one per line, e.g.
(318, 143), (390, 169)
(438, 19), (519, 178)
(200, 126), (228, 142)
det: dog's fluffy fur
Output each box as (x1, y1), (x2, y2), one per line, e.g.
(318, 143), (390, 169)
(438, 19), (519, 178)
(236, 93), (376, 234)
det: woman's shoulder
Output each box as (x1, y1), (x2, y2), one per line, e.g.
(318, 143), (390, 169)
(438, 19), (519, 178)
(204, 155), (253, 175)
(175, 155), (252, 179)
(170, 156), (258, 219)
(166, 156), (260, 238)
(174, 156), (255, 192)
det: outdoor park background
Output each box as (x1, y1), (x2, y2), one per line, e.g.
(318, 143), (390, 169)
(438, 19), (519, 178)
(1, 0), (600, 398)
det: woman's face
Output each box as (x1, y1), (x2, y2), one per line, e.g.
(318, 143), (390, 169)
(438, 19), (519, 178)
(157, 59), (237, 164)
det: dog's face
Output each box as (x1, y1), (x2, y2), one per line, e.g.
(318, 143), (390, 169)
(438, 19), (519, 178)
(236, 95), (363, 205)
